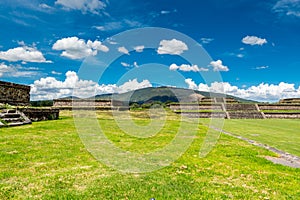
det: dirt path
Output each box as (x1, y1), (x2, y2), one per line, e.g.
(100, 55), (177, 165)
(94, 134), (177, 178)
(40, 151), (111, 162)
(210, 126), (300, 168)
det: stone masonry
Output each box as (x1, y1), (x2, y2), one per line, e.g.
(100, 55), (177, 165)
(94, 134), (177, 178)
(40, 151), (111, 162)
(170, 97), (300, 119)
(0, 81), (30, 106)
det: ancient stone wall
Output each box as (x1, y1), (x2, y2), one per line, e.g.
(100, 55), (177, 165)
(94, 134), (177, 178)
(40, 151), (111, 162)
(226, 104), (258, 111)
(0, 81), (30, 105)
(20, 108), (60, 121)
(53, 99), (127, 110)
(258, 104), (300, 110)
(279, 98), (300, 104)
(178, 111), (226, 118)
(169, 103), (223, 111)
(228, 111), (264, 119)
(53, 99), (112, 107)
(170, 101), (300, 119)
(264, 112), (300, 119)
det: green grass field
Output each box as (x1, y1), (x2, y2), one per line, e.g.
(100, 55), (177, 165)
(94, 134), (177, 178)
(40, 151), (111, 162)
(0, 111), (299, 199)
(222, 119), (300, 157)
(198, 117), (300, 157)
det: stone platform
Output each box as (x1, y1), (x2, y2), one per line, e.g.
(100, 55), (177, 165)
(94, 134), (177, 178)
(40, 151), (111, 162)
(170, 98), (300, 119)
(0, 108), (60, 128)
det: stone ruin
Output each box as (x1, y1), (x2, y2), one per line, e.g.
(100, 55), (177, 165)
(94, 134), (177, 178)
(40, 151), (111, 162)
(54, 96), (300, 119)
(2, 79), (298, 124)
(53, 98), (127, 111)
(279, 98), (300, 104)
(0, 81), (59, 128)
(170, 97), (300, 119)
(0, 81), (30, 106)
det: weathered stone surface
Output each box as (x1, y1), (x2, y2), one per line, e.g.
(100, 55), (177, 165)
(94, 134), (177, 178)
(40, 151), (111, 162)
(0, 109), (31, 127)
(228, 111), (264, 119)
(279, 98), (300, 104)
(264, 112), (300, 119)
(170, 103), (223, 111)
(170, 102), (300, 119)
(53, 99), (126, 110)
(226, 103), (258, 111)
(20, 108), (60, 122)
(53, 99), (112, 107)
(258, 104), (300, 110)
(178, 111), (226, 118)
(0, 81), (30, 105)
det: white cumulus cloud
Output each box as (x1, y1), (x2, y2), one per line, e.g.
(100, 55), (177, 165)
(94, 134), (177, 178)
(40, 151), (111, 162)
(242, 36), (267, 46)
(210, 60), (229, 72)
(169, 63), (208, 72)
(55, 0), (106, 15)
(0, 46), (51, 63)
(134, 45), (145, 52)
(52, 36), (109, 59)
(30, 71), (152, 100)
(118, 46), (130, 55)
(185, 78), (300, 102)
(117, 79), (151, 93)
(157, 39), (188, 55)
(184, 78), (198, 90)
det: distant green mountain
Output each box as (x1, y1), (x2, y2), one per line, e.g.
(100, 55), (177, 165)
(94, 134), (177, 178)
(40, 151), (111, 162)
(93, 87), (255, 104)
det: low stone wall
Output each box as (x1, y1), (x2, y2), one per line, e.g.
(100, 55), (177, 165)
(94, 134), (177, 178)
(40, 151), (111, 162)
(198, 97), (238, 103)
(226, 104), (258, 111)
(228, 111), (264, 119)
(170, 103), (223, 111)
(53, 99), (113, 107)
(264, 112), (300, 119)
(53, 99), (128, 110)
(170, 101), (300, 119)
(20, 108), (60, 122)
(0, 81), (30, 105)
(279, 98), (300, 104)
(259, 104), (300, 110)
(177, 111), (226, 118)
(224, 98), (238, 103)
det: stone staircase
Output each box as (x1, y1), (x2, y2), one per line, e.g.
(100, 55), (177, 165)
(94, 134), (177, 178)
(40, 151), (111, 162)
(225, 104), (265, 119)
(0, 109), (32, 127)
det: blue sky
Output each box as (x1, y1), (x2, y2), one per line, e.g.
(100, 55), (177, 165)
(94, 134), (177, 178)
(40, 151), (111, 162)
(0, 0), (299, 102)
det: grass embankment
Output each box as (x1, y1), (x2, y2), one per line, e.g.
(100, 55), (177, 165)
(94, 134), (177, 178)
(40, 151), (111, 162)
(0, 111), (299, 199)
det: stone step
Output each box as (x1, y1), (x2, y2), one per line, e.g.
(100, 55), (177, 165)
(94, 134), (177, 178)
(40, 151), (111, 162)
(2, 118), (23, 123)
(1, 113), (21, 118)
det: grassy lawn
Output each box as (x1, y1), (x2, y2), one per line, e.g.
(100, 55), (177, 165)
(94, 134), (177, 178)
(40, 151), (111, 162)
(0, 110), (299, 199)
(220, 119), (300, 157)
